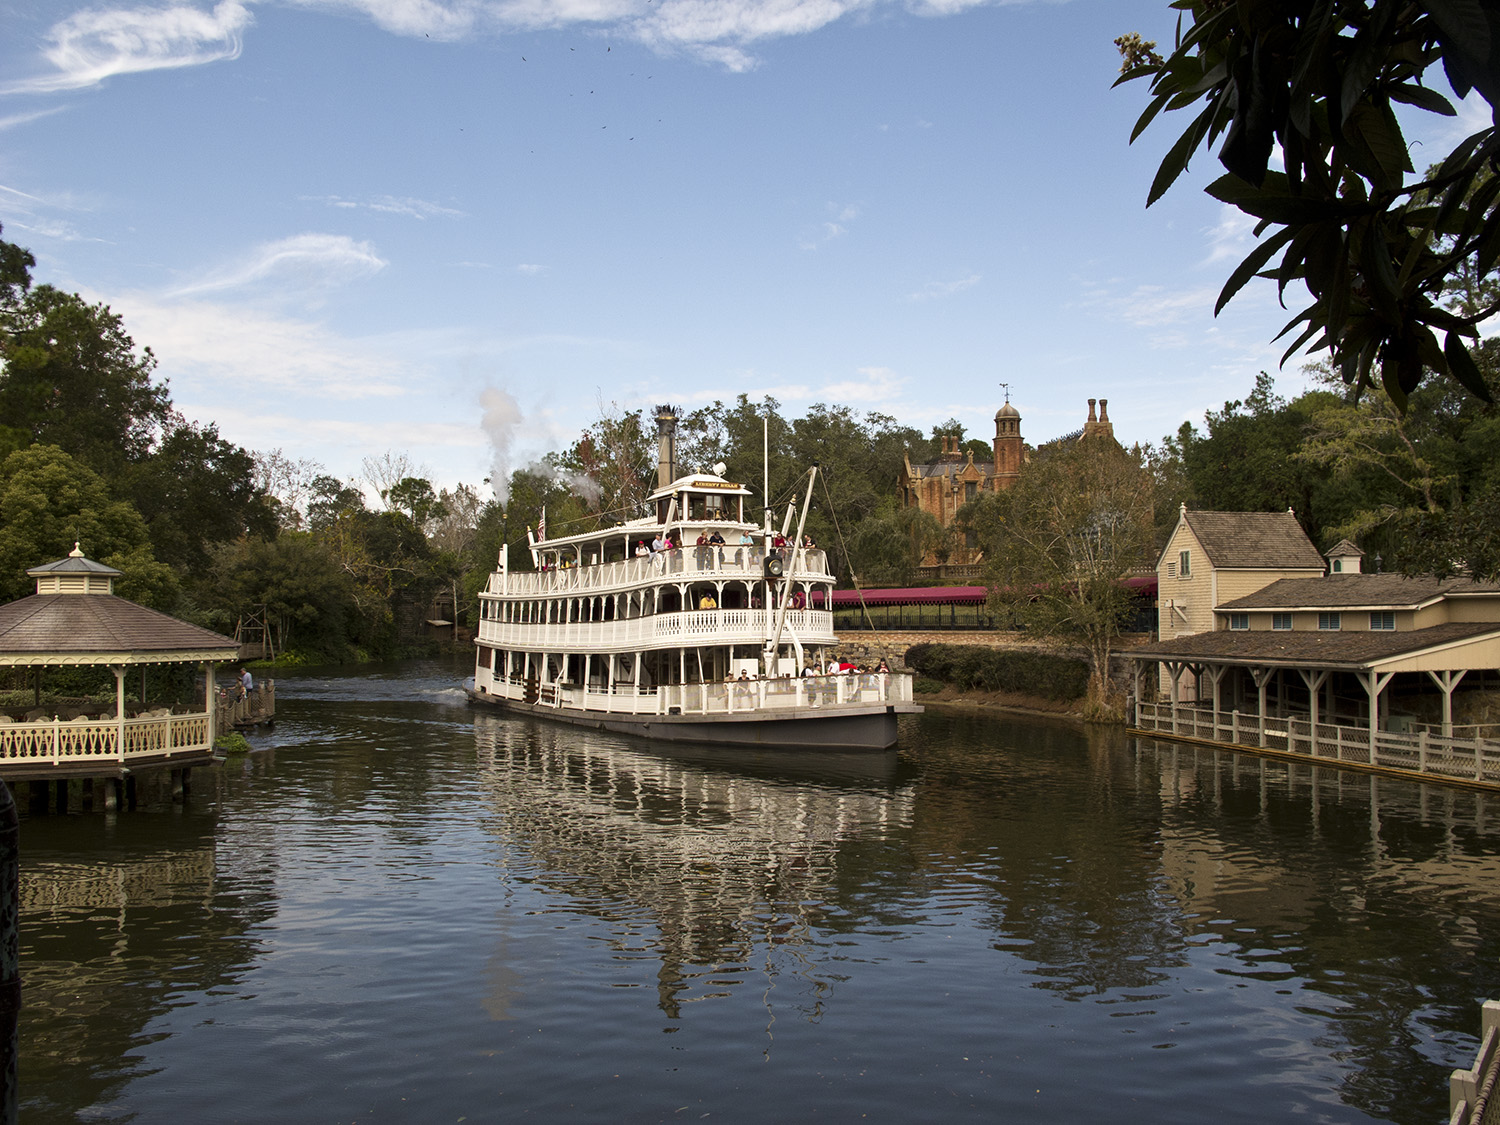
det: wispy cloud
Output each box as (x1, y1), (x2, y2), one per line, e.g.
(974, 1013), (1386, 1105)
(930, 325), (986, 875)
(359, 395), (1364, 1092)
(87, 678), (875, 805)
(103, 289), (412, 398)
(515, 262), (545, 274)
(1202, 204), (1257, 267)
(12, 0), (1039, 89)
(0, 107), (67, 131)
(798, 202), (858, 250)
(167, 233), (387, 297)
(4, 0), (251, 94)
(307, 193), (466, 219)
(907, 273), (979, 302)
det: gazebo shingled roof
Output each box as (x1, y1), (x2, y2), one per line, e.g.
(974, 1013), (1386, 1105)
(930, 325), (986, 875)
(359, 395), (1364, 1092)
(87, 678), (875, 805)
(0, 546), (238, 666)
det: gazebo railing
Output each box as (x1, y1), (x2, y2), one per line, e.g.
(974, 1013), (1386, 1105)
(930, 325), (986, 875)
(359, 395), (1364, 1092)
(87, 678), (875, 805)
(1133, 700), (1500, 786)
(0, 711), (214, 767)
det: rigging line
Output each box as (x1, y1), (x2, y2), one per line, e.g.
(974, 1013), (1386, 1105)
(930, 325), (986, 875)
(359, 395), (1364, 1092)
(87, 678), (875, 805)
(815, 472), (895, 667)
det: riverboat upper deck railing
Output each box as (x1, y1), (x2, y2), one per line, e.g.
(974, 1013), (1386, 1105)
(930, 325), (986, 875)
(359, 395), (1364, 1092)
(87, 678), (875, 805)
(478, 607), (835, 653)
(487, 547), (831, 599)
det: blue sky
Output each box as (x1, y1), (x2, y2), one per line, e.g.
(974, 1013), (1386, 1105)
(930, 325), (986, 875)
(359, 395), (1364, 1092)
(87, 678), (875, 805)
(1, 0), (1486, 500)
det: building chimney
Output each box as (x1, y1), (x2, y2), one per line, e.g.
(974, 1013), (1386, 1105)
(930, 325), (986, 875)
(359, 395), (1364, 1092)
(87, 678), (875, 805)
(1098, 398), (1109, 423)
(1087, 398), (1097, 423)
(655, 405), (680, 489)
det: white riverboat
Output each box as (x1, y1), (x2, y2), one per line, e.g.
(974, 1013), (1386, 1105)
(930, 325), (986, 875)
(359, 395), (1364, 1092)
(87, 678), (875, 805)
(466, 409), (921, 750)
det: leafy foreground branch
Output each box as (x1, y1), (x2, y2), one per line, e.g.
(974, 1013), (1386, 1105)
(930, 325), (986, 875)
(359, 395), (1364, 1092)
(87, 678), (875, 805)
(1117, 0), (1500, 408)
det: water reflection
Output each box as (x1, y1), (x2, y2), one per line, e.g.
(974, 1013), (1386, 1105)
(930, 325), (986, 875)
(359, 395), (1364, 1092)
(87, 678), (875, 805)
(10, 663), (1500, 1124)
(472, 715), (916, 1021)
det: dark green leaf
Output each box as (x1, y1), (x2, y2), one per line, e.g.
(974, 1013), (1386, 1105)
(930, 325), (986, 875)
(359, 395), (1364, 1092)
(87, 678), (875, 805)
(1445, 330), (1495, 400)
(1215, 227), (1295, 314)
(1387, 83), (1458, 115)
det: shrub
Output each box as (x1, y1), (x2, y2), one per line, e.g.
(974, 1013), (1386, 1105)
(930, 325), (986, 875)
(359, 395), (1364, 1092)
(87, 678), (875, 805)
(904, 644), (1089, 702)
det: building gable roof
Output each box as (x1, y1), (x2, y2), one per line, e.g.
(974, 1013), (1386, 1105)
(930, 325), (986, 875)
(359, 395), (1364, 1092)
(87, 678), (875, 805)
(1219, 572), (1500, 610)
(1178, 510), (1325, 570)
(1132, 621), (1500, 669)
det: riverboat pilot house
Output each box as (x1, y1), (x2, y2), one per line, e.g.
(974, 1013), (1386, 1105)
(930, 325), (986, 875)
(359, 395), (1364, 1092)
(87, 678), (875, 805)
(1131, 506), (1500, 787)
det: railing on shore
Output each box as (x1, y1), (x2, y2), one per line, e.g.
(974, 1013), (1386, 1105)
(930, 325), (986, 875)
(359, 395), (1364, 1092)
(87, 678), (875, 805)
(0, 681), (275, 773)
(1451, 1000), (1500, 1125)
(1133, 700), (1500, 787)
(488, 547), (831, 597)
(214, 681), (275, 733)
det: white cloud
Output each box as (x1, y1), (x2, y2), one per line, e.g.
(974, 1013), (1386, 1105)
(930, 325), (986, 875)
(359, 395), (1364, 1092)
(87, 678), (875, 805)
(168, 233), (387, 296)
(4, 0), (252, 94)
(820, 364), (905, 403)
(101, 290), (414, 399)
(515, 262), (545, 274)
(907, 273), (979, 301)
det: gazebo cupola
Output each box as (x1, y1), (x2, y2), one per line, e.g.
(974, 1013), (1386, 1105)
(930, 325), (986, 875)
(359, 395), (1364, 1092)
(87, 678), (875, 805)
(28, 544), (121, 596)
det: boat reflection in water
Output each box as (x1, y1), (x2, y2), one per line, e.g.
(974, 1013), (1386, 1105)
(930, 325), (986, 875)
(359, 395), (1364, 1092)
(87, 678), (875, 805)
(472, 713), (915, 1020)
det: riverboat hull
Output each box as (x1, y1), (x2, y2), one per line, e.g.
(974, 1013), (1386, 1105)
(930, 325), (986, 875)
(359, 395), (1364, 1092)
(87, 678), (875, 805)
(465, 687), (915, 751)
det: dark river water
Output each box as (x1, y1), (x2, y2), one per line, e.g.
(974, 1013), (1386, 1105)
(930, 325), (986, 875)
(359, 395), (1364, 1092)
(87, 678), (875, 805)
(14, 659), (1500, 1123)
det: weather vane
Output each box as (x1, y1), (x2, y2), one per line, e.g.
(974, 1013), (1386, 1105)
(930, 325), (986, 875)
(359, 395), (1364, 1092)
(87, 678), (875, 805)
(999, 382), (1010, 404)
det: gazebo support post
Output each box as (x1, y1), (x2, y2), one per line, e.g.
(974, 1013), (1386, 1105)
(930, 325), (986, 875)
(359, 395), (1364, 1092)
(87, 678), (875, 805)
(112, 666), (127, 761)
(205, 664), (217, 741)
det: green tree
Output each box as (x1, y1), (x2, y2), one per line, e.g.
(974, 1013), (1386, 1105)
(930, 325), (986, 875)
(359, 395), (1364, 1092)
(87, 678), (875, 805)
(1167, 372), (1341, 538)
(974, 438), (1156, 718)
(0, 283), (170, 475)
(1117, 1), (1500, 406)
(384, 476), (445, 533)
(124, 415), (275, 571)
(0, 444), (174, 606)
(204, 533), (358, 659)
(559, 404), (655, 526)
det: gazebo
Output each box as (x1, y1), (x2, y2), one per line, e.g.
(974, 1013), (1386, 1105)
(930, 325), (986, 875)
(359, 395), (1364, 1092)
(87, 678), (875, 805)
(0, 547), (241, 798)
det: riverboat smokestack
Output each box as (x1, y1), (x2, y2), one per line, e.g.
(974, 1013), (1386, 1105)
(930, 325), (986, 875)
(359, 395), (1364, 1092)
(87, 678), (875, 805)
(655, 405), (680, 489)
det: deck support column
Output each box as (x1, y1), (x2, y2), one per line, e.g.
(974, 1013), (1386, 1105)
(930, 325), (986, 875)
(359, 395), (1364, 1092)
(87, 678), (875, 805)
(1298, 669), (1330, 757)
(1362, 670), (1397, 757)
(1426, 669), (1467, 737)
(1250, 666), (1273, 748)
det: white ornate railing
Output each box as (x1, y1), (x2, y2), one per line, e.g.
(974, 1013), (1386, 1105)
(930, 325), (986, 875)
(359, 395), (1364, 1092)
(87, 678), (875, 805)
(1133, 701), (1500, 786)
(487, 547), (831, 598)
(478, 672), (913, 718)
(477, 609), (834, 652)
(0, 711), (214, 767)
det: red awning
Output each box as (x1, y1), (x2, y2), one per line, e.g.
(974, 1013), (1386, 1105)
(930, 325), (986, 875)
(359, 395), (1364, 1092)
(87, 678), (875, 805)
(817, 586), (990, 608)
